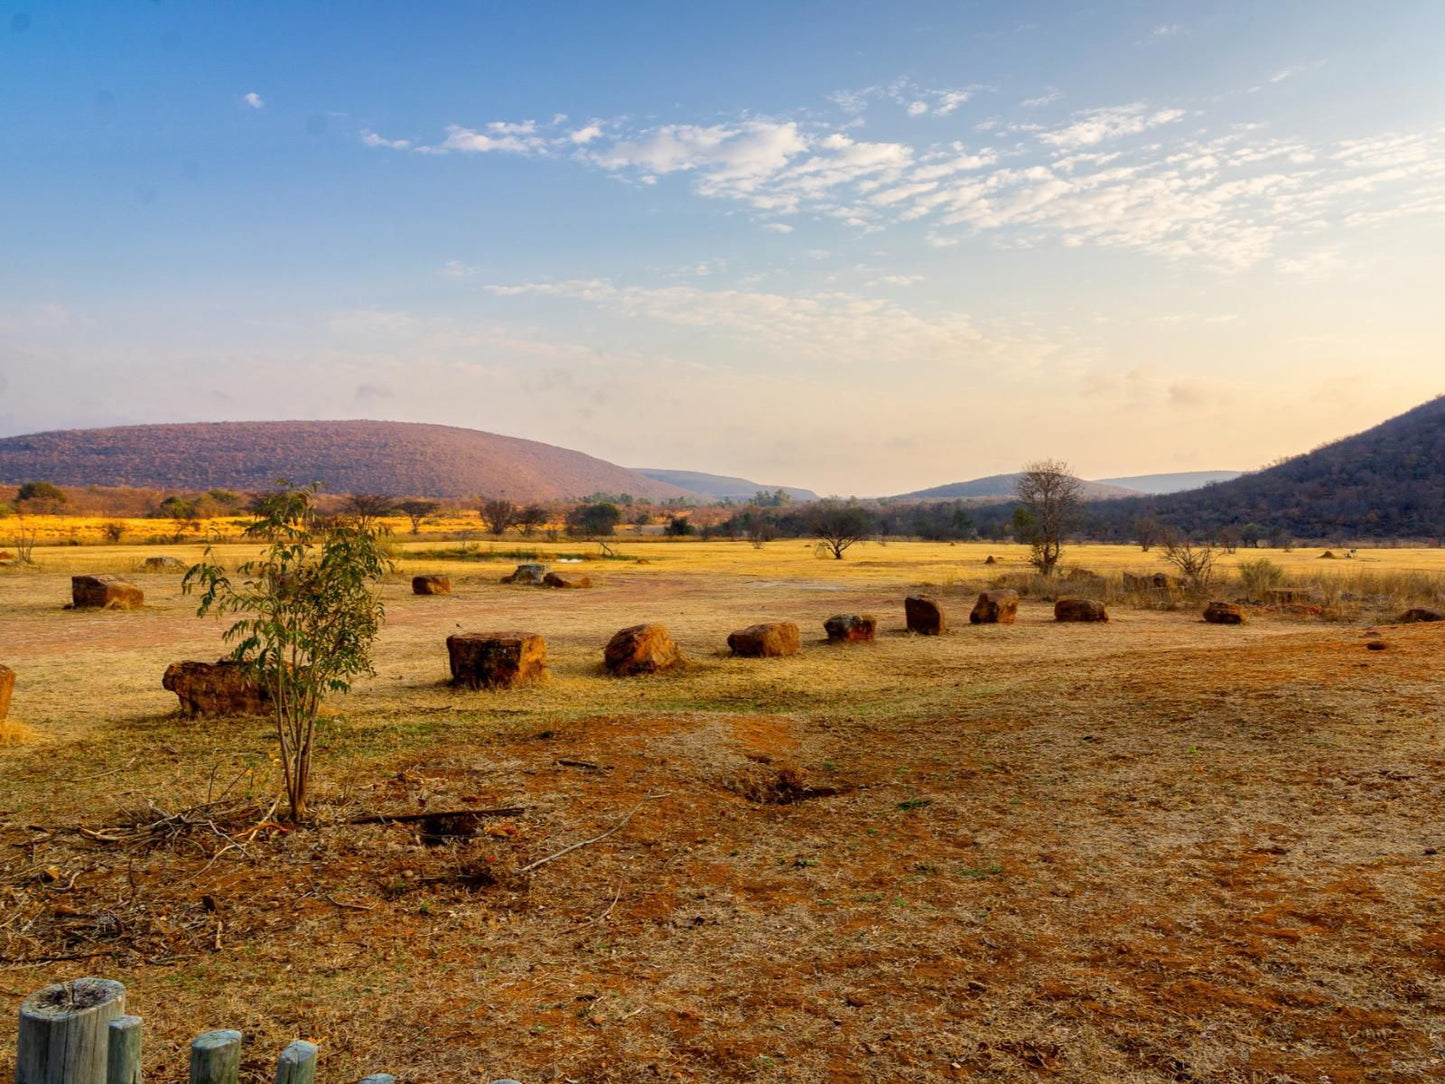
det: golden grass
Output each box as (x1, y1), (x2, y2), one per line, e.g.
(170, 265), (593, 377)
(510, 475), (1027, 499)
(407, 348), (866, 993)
(2, 540), (1444, 1082)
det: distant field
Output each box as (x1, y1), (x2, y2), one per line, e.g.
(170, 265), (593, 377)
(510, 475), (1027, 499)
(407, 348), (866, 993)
(3, 540), (1444, 1082)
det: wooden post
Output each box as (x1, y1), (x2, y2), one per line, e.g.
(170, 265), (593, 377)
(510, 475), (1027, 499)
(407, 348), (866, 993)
(274, 1041), (317, 1084)
(188, 1030), (242, 1084)
(16, 978), (127, 1084)
(106, 1016), (142, 1084)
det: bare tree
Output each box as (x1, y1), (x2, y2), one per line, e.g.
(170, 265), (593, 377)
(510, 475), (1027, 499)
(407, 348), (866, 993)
(343, 494), (395, 527)
(1134, 516), (1162, 552)
(479, 497), (517, 538)
(809, 501), (874, 560)
(516, 504), (548, 537)
(1160, 530), (1219, 593)
(1015, 460), (1083, 575)
(396, 499), (438, 536)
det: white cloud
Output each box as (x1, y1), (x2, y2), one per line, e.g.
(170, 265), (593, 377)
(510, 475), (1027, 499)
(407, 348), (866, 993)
(907, 101), (929, 117)
(1020, 88), (1061, 108)
(763, 222), (794, 233)
(361, 130), (412, 150)
(242, 92), (265, 110)
(570, 124), (603, 144)
(1150, 25), (1182, 39)
(439, 260), (479, 279)
(1039, 104), (1186, 148)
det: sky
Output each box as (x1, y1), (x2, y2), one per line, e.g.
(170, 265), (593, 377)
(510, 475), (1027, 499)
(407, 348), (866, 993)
(2, 1), (1444, 496)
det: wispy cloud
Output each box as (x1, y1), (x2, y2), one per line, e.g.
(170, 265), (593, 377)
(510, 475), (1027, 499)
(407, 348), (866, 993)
(1038, 103), (1186, 148)
(241, 92), (265, 110)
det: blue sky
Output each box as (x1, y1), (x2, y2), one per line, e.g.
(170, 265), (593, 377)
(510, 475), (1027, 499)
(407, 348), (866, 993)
(3, 1), (1444, 494)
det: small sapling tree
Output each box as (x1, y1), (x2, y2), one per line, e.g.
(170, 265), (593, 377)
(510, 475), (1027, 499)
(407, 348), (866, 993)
(184, 482), (391, 821)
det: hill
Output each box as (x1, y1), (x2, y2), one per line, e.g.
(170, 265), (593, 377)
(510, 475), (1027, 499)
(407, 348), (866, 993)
(634, 468), (818, 502)
(1087, 396), (1445, 538)
(0, 421), (691, 502)
(894, 473), (1141, 501)
(1093, 470), (1243, 494)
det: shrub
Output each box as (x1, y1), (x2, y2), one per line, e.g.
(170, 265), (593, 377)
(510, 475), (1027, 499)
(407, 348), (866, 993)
(1237, 558), (1285, 600)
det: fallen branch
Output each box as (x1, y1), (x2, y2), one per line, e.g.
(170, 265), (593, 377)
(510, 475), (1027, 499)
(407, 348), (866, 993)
(347, 806), (525, 825)
(325, 895), (377, 912)
(517, 794), (670, 876)
(555, 759), (610, 772)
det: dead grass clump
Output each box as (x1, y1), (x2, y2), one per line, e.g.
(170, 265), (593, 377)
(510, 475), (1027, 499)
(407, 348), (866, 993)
(1, 716), (36, 745)
(723, 764), (840, 804)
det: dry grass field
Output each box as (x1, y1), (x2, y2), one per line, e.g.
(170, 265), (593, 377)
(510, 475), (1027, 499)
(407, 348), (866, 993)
(3, 538), (1444, 1082)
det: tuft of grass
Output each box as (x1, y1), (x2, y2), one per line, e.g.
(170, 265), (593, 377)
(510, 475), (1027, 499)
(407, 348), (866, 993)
(0, 716), (36, 746)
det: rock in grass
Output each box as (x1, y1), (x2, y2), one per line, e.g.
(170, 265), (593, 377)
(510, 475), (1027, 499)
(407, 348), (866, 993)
(447, 632), (548, 690)
(1399, 607), (1443, 623)
(824, 614), (876, 643)
(500, 563), (548, 585)
(728, 622), (800, 658)
(604, 624), (682, 676)
(0, 663), (13, 721)
(163, 659), (270, 716)
(970, 589), (1019, 625)
(412, 574), (451, 595)
(1203, 601), (1247, 625)
(1054, 598), (1108, 623)
(140, 555), (187, 572)
(905, 595), (945, 635)
(71, 574), (144, 610)
(542, 571), (591, 588)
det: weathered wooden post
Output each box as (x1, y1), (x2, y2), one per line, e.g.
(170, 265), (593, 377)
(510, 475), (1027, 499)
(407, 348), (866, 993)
(188, 1030), (242, 1084)
(105, 1016), (142, 1084)
(16, 978), (127, 1084)
(274, 1041), (317, 1084)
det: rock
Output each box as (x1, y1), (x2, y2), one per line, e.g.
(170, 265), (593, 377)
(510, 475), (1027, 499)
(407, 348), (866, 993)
(1319, 550), (1337, 559)
(970, 589), (1019, 625)
(542, 572), (591, 589)
(1203, 601), (1246, 625)
(447, 632), (548, 690)
(140, 556), (187, 572)
(1366, 639), (1388, 651)
(984, 555), (997, 565)
(1399, 608), (1444, 623)
(905, 595), (945, 635)
(1054, 598), (1108, 623)
(501, 563), (549, 585)
(0, 663), (14, 721)
(162, 660), (269, 717)
(824, 614), (876, 643)
(604, 624), (682, 676)
(728, 622), (800, 658)
(71, 574), (144, 610)
(412, 575), (452, 595)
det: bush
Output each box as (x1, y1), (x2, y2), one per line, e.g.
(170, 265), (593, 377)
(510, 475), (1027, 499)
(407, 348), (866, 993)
(1237, 558), (1285, 600)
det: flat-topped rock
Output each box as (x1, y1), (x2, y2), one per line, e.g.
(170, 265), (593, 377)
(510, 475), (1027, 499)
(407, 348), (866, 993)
(0, 663), (14, 721)
(543, 571), (591, 588)
(71, 574), (144, 610)
(501, 563), (549, 585)
(1203, 601), (1246, 625)
(970, 589), (1019, 624)
(448, 632), (547, 690)
(905, 595), (945, 635)
(604, 624), (682, 676)
(412, 574), (452, 595)
(824, 614), (876, 643)
(728, 622), (800, 658)
(1054, 598), (1108, 623)
(162, 659), (270, 717)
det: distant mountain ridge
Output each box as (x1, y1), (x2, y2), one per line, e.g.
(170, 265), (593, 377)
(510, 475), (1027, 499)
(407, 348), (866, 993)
(0, 421), (690, 502)
(1094, 470), (1243, 494)
(635, 468), (818, 502)
(894, 473), (1142, 501)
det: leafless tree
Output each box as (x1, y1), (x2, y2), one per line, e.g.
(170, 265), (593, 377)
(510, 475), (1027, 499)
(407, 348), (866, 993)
(516, 504), (548, 537)
(480, 497), (517, 538)
(343, 494), (395, 527)
(1160, 529), (1220, 593)
(396, 499), (438, 536)
(1015, 460), (1083, 575)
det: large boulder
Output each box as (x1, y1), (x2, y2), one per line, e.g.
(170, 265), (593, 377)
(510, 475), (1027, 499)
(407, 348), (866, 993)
(824, 614), (876, 643)
(1054, 598), (1108, 623)
(728, 622), (800, 658)
(970, 589), (1019, 625)
(1399, 608), (1443, 624)
(501, 563), (549, 585)
(0, 663), (14, 721)
(447, 632), (547, 690)
(162, 660), (269, 717)
(604, 624), (682, 676)
(1203, 601), (1246, 625)
(543, 571), (591, 589)
(71, 575), (144, 610)
(412, 574), (452, 595)
(904, 595), (945, 635)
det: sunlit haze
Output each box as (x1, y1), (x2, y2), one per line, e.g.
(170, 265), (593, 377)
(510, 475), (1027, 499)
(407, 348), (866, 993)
(3, 2), (1443, 494)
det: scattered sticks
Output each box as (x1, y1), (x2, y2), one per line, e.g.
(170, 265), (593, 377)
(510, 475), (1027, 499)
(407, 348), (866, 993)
(516, 793), (670, 876)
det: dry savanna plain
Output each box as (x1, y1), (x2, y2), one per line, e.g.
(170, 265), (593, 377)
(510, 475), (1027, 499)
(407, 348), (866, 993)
(3, 530), (1445, 1083)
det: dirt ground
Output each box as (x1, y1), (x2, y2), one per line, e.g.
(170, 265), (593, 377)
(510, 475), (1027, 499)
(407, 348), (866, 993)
(2, 541), (1443, 1082)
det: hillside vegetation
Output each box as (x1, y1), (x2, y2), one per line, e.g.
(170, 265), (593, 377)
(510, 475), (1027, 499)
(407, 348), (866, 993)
(0, 420), (689, 502)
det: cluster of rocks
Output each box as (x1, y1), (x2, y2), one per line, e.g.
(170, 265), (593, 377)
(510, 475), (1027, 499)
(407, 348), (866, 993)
(69, 575), (144, 610)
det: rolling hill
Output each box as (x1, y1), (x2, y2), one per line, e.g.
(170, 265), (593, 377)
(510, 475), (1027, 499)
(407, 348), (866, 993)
(0, 421), (691, 502)
(634, 468), (818, 502)
(1087, 396), (1445, 538)
(1093, 470), (1243, 494)
(894, 473), (1141, 501)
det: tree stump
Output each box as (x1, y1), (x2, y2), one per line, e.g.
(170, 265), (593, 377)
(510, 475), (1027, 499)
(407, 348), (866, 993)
(189, 1029), (242, 1084)
(905, 595), (945, 635)
(447, 632), (548, 689)
(162, 660), (270, 717)
(71, 576), (144, 610)
(17, 977), (127, 1084)
(412, 575), (451, 595)
(969, 589), (1019, 624)
(274, 1041), (318, 1084)
(824, 614), (876, 643)
(727, 622), (800, 657)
